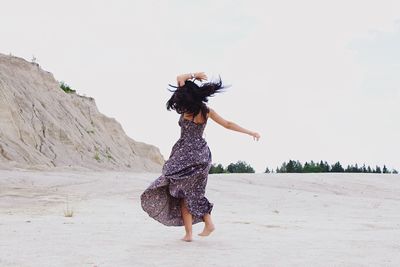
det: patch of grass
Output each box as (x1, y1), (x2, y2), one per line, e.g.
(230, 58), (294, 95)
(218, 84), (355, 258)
(63, 195), (74, 217)
(60, 81), (76, 94)
(64, 208), (74, 217)
(94, 152), (100, 161)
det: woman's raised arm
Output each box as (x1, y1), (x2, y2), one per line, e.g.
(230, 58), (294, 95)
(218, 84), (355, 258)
(177, 72), (208, 87)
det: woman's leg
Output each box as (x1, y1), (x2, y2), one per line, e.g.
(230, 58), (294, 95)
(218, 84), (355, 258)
(198, 213), (215, 236)
(180, 198), (193, 242)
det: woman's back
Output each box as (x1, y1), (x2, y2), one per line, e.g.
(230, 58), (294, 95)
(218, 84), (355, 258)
(182, 111), (209, 125)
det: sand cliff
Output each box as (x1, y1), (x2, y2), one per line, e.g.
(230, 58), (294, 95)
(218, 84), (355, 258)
(0, 53), (164, 171)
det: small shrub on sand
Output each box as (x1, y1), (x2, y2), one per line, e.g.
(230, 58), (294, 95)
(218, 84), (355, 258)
(94, 152), (100, 162)
(63, 195), (74, 217)
(59, 81), (76, 94)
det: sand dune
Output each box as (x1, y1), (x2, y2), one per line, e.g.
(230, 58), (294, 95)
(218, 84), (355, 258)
(0, 53), (163, 171)
(1, 170), (399, 266)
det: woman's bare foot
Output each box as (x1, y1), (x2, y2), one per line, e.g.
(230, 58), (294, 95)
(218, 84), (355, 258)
(181, 233), (193, 242)
(198, 224), (215, 236)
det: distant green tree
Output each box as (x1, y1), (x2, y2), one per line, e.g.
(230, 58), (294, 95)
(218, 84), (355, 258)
(286, 160), (296, 173)
(209, 163), (225, 174)
(355, 163), (360, 172)
(345, 165), (350, 172)
(345, 163), (363, 173)
(226, 160), (255, 173)
(277, 162), (287, 173)
(303, 162), (310, 172)
(331, 161), (344, 172)
(392, 169), (398, 174)
(319, 160), (330, 172)
(293, 160), (303, 172)
(382, 165), (389, 174)
(375, 166), (382, 173)
(361, 164), (367, 173)
(264, 167), (271, 173)
(303, 160), (323, 172)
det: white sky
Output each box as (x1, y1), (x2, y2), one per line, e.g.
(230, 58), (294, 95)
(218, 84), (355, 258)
(1, 0), (399, 172)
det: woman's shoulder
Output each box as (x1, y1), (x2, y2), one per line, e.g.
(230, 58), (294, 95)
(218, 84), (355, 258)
(207, 106), (215, 117)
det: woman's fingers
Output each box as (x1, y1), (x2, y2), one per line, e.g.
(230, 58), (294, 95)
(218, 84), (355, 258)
(252, 132), (260, 141)
(196, 72), (207, 80)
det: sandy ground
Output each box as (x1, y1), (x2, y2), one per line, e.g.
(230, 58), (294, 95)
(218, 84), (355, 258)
(0, 169), (399, 267)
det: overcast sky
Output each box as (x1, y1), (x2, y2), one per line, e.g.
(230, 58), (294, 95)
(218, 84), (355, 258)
(1, 0), (399, 172)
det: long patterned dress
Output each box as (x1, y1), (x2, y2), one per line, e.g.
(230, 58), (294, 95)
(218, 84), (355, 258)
(140, 113), (213, 226)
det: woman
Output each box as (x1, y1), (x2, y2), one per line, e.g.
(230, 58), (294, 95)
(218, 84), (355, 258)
(140, 72), (261, 242)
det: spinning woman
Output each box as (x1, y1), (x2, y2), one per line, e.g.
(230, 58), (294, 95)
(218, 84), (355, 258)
(140, 72), (260, 242)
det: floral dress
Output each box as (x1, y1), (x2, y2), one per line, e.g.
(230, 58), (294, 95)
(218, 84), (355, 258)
(140, 113), (213, 226)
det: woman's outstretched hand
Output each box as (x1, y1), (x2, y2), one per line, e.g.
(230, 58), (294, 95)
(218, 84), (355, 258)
(250, 131), (261, 141)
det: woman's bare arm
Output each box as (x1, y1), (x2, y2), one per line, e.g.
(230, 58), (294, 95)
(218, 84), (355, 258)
(208, 107), (261, 141)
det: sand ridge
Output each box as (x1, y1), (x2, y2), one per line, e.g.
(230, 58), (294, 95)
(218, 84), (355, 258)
(0, 53), (164, 171)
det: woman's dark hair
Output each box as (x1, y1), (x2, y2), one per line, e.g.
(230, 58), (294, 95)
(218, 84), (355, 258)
(166, 76), (226, 120)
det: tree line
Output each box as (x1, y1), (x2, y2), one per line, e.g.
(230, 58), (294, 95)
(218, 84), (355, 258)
(270, 160), (398, 174)
(209, 161), (255, 174)
(210, 160), (398, 174)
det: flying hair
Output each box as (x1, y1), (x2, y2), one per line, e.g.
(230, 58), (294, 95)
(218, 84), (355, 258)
(166, 76), (227, 121)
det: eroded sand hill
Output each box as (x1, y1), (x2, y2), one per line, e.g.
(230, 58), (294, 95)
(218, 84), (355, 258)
(0, 53), (164, 171)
